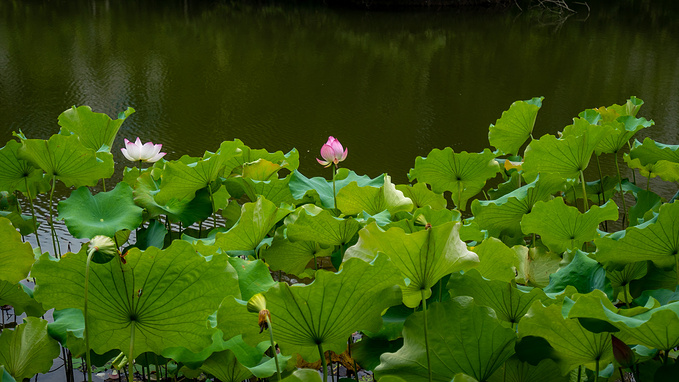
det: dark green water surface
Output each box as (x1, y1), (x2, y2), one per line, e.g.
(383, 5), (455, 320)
(2, 0), (678, 185)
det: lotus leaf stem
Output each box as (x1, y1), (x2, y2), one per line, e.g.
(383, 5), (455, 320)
(84, 247), (97, 382)
(624, 284), (631, 309)
(48, 175), (61, 257)
(24, 177), (41, 248)
(265, 315), (282, 382)
(130, 322), (136, 381)
(332, 164), (337, 210)
(102, 178), (107, 192)
(595, 358), (600, 382)
(595, 155), (604, 206)
(579, 170), (589, 213)
(421, 289), (433, 382)
(318, 343), (328, 382)
(614, 151), (628, 228)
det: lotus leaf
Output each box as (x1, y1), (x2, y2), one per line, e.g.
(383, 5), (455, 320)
(629, 138), (679, 165)
(563, 176), (620, 205)
(57, 182), (143, 239)
(225, 145), (299, 177)
(336, 175), (413, 216)
(286, 205), (361, 247)
(17, 133), (114, 188)
(232, 175), (295, 206)
(351, 336), (404, 372)
(488, 96), (543, 156)
(264, 229), (333, 277)
(448, 269), (547, 326)
(543, 250), (613, 298)
(518, 300), (613, 374)
(58, 106), (135, 152)
(0, 281), (44, 317)
(471, 175), (565, 245)
(32, 240), (236, 358)
(522, 119), (612, 182)
(0, 140), (47, 196)
(594, 115), (653, 155)
(395, 183), (447, 210)
(487, 357), (567, 382)
(0, 217), (35, 284)
(595, 201), (679, 269)
(263, 255), (403, 362)
(375, 296), (516, 382)
(1, 366), (13, 382)
(0, 317), (60, 381)
(228, 257), (276, 301)
(155, 140), (241, 204)
(214, 197), (292, 252)
(470, 237), (520, 283)
(345, 221), (479, 307)
(521, 198), (618, 254)
(200, 349), (253, 382)
(568, 289), (679, 351)
(408, 148), (500, 210)
(0, 211), (36, 236)
(289, 169), (384, 209)
(281, 369), (323, 382)
(628, 190), (662, 226)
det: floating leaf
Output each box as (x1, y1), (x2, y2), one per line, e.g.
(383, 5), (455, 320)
(471, 175), (565, 245)
(595, 201), (679, 268)
(488, 97), (543, 156)
(448, 269), (547, 327)
(0, 217), (35, 284)
(521, 198), (618, 254)
(345, 221), (479, 307)
(289, 169), (384, 209)
(264, 255), (403, 362)
(32, 241), (235, 358)
(518, 299), (612, 374)
(57, 182), (143, 239)
(0, 317), (60, 381)
(375, 297), (516, 382)
(58, 106), (135, 152)
(337, 175), (413, 216)
(408, 148), (500, 210)
(17, 133), (114, 188)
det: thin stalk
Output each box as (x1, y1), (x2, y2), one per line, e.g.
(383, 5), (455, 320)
(129, 322), (136, 382)
(618, 367), (624, 382)
(84, 247), (97, 382)
(24, 177), (41, 248)
(623, 284), (631, 309)
(614, 151), (628, 228)
(675, 251), (679, 288)
(155, 354), (161, 382)
(332, 165), (337, 210)
(595, 155), (604, 206)
(265, 316), (282, 382)
(576, 365), (582, 382)
(348, 337), (359, 382)
(646, 175), (651, 192)
(579, 170), (589, 213)
(595, 358), (600, 382)
(313, 252), (318, 271)
(48, 175), (61, 257)
(102, 178), (107, 192)
(318, 343), (328, 382)
(421, 289), (433, 382)
(207, 183), (216, 227)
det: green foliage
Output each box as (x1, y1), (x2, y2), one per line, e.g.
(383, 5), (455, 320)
(0, 318), (61, 381)
(0, 217), (35, 284)
(488, 96), (543, 156)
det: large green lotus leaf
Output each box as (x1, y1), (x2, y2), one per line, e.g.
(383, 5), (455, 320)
(17, 133), (114, 188)
(594, 116), (653, 155)
(563, 175), (620, 205)
(200, 349), (253, 382)
(0, 140), (48, 196)
(521, 198), (618, 254)
(634, 286), (679, 307)
(32, 240), (235, 359)
(225, 145), (299, 177)
(628, 190), (662, 226)
(46, 308), (86, 355)
(408, 148), (500, 210)
(595, 201), (679, 268)
(488, 97), (544, 156)
(543, 250), (613, 298)
(0, 217), (34, 284)
(263, 255), (403, 362)
(629, 137), (679, 165)
(629, 262), (677, 298)
(58, 106), (135, 152)
(518, 300), (613, 375)
(228, 257), (276, 301)
(0, 317), (61, 381)
(57, 182), (143, 239)
(231, 175), (295, 206)
(156, 141), (241, 204)
(214, 197), (292, 252)
(0, 211), (36, 237)
(522, 119), (612, 182)
(337, 175), (413, 216)
(263, 229), (333, 277)
(487, 356), (567, 382)
(568, 289), (679, 351)
(387, 206), (461, 234)
(352, 336), (404, 372)
(289, 169), (384, 209)
(217, 297), (267, 347)
(0, 281), (44, 317)
(514, 244), (563, 288)
(472, 175), (565, 244)
(395, 183), (447, 210)
(471, 237), (520, 283)
(242, 158), (287, 181)
(133, 172), (212, 226)
(448, 269), (548, 327)
(600, 97), (644, 118)
(375, 296), (516, 382)
(345, 221), (479, 308)
(623, 155), (679, 182)
(286, 205), (361, 247)
(281, 369), (323, 382)
(607, 261), (647, 302)
(1, 365), (14, 382)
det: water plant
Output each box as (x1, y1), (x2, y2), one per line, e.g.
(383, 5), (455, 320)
(1, 97), (678, 382)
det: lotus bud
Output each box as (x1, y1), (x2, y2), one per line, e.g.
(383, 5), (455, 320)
(88, 235), (118, 264)
(247, 293), (271, 333)
(612, 335), (635, 369)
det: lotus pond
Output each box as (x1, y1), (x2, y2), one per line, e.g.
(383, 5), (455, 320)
(2, 97), (679, 382)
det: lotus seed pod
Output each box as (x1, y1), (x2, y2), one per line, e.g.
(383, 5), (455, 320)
(88, 235), (118, 264)
(247, 293), (267, 314)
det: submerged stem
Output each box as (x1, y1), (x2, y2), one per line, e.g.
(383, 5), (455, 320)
(265, 316), (282, 382)
(318, 343), (328, 382)
(614, 151), (628, 228)
(421, 289), (432, 382)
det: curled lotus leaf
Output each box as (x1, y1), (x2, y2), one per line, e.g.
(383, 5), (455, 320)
(58, 106), (135, 152)
(488, 96), (544, 156)
(629, 137), (679, 165)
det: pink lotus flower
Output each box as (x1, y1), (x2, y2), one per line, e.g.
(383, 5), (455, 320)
(121, 137), (166, 163)
(316, 136), (348, 168)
